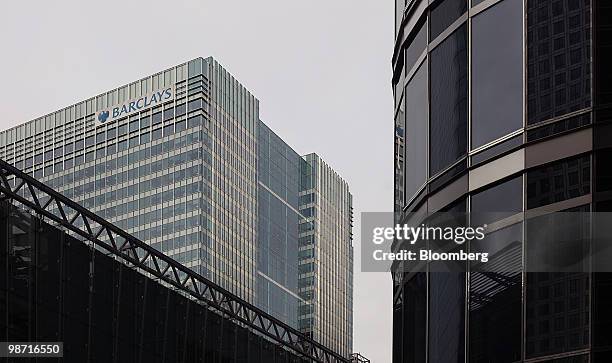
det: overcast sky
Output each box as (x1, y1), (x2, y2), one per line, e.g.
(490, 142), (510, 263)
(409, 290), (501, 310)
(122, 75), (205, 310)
(0, 1), (394, 361)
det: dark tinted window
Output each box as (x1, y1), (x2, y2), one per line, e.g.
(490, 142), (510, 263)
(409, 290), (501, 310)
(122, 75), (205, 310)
(430, 24), (468, 175)
(527, 155), (591, 209)
(472, 0), (523, 148)
(430, 0), (467, 40)
(152, 112), (162, 125)
(188, 99), (204, 112)
(596, 149), (612, 192)
(526, 268), (590, 358)
(527, 0), (591, 124)
(405, 20), (428, 74)
(404, 63), (428, 200)
(85, 136), (95, 148)
(401, 272), (427, 362)
(471, 176), (523, 225)
(429, 271), (465, 363)
(164, 108), (174, 121)
(470, 224), (522, 362)
(176, 103), (186, 117)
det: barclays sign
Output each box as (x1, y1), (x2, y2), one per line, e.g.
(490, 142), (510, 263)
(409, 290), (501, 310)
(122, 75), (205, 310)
(95, 86), (174, 125)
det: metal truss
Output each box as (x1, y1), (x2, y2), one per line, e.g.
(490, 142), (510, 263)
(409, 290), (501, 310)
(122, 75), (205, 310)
(0, 158), (348, 363)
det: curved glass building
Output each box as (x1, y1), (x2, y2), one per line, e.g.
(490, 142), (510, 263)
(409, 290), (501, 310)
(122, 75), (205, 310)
(393, 0), (612, 362)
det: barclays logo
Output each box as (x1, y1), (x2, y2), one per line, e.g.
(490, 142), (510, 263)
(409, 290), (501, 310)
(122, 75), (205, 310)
(98, 111), (110, 123)
(95, 86), (174, 126)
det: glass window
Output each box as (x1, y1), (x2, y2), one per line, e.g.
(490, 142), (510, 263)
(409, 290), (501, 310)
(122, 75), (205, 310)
(152, 128), (162, 140)
(430, 24), (468, 175)
(472, 0), (523, 148)
(429, 272), (465, 363)
(164, 108), (174, 121)
(140, 116), (150, 128)
(188, 99), (203, 112)
(107, 143), (116, 155)
(152, 112), (162, 125)
(176, 103), (186, 117)
(85, 151), (94, 163)
(527, 155), (590, 209)
(406, 19), (427, 74)
(401, 273), (427, 362)
(471, 176), (523, 225)
(469, 223), (522, 362)
(74, 154), (84, 166)
(596, 149), (612, 192)
(129, 120), (139, 132)
(85, 136), (94, 148)
(96, 131), (105, 144)
(396, 0), (405, 35)
(430, 0), (467, 40)
(526, 208), (590, 358)
(404, 63), (428, 200)
(141, 132), (150, 144)
(176, 120), (186, 133)
(118, 124), (128, 136)
(107, 127), (116, 140)
(96, 147), (106, 158)
(129, 136), (139, 148)
(527, 0), (591, 124)
(118, 140), (128, 152)
(188, 115), (202, 128)
(75, 140), (84, 152)
(164, 124), (174, 136)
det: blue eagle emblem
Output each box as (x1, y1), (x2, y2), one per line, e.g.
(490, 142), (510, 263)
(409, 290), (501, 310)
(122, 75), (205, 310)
(98, 111), (110, 123)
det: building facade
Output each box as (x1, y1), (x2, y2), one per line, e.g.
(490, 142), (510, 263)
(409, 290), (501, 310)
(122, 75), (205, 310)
(299, 153), (354, 355)
(0, 57), (353, 357)
(393, 0), (612, 362)
(0, 201), (311, 362)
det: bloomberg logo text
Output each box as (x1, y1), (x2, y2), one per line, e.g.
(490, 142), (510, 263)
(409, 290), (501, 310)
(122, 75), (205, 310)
(95, 86), (174, 125)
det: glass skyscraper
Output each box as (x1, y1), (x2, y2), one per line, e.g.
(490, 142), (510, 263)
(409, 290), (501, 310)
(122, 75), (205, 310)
(0, 57), (353, 357)
(393, 0), (612, 362)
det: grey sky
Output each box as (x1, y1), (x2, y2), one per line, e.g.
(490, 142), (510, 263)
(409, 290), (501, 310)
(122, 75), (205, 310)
(0, 1), (394, 361)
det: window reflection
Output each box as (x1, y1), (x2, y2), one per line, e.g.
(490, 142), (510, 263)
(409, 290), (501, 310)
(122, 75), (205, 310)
(471, 0), (523, 148)
(430, 24), (468, 176)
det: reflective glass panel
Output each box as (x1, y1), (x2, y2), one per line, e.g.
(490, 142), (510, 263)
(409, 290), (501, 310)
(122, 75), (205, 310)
(472, 0), (523, 148)
(430, 24), (468, 176)
(404, 62), (428, 200)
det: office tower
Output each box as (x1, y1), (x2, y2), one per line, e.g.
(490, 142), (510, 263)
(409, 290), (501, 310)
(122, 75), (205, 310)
(393, 0), (612, 362)
(0, 57), (353, 356)
(257, 124), (353, 355)
(299, 153), (354, 355)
